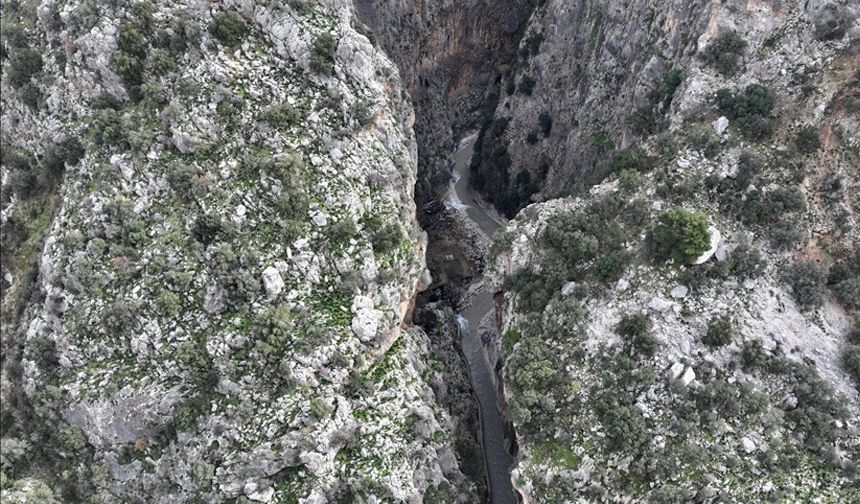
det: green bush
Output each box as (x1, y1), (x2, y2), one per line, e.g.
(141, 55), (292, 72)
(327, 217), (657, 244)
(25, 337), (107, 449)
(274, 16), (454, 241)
(504, 270), (553, 313)
(815, 19), (846, 41)
(102, 300), (139, 335)
(167, 163), (200, 198)
(491, 117), (510, 137)
(518, 76), (536, 95)
(538, 112), (552, 135)
(844, 345), (860, 386)
(209, 11), (248, 46)
(42, 137), (85, 184)
(724, 244), (763, 279)
(193, 214), (231, 245)
(740, 339), (765, 370)
(716, 84), (777, 141)
(593, 389), (649, 452)
(700, 30), (747, 75)
(521, 32), (544, 59)
(89, 108), (127, 148)
(608, 147), (655, 173)
(362, 214), (402, 255)
(616, 313), (657, 357)
(618, 169), (641, 193)
(795, 126), (821, 154)
(526, 132), (539, 144)
(117, 23), (147, 58)
(326, 218), (357, 248)
(310, 32), (337, 75)
(740, 187), (805, 226)
(685, 126), (721, 158)
(647, 208), (711, 264)
(785, 261), (828, 308)
(703, 316), (733, 347)
(828, 251), (860, 310)
(631, 69), (684, 136)
(770, 221), (805, 250)
(7, 48), (43, 88)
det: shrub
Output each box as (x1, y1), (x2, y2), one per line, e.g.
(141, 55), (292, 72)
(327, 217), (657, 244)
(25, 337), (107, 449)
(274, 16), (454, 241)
(700, 30), (747, 75)
(795, 126), (821, 154)
(703, 316), (733, 347)
(784, 261), (828, 308)
(89, 108), (127, 148)
(716, 84), (778, 141)
(538, 112), (553, 135)
(504, 270), (553, 313)
(647, 208), (711, 264)
(262, 103), (299, 129)
(685, 126), (721, 158)
(102, 300), (139, 335)
(844, 345), (860, 386)
(310, 32), (337, 75)
(593, 389), (649, 452)
(117, 24), (147, 58)
(41, 137), (85, 184)
(491, 117), (510, 137)
(7, 48), (43, 88)
(616, 313), (657, 357)
(770, 221), (805, 250)
(518, 76), (536, 95)
(815, 19), (846, 41)
(828, 252), (860, 310)
(526, 132), (539, 144)
(157, 290), (182, 316)
(209, 11), (248, 46)
(724, 244), (763, 279)
(608, 147), (654, 173)
(740, 339), (765, 370)
(167, 163), (199, 197)
(618, 169), (641, 193)
(326, 218), (357, 248)
(740, 187), (805, 226)
(193, 214), (230, 245)
(521, 32), (544, 58)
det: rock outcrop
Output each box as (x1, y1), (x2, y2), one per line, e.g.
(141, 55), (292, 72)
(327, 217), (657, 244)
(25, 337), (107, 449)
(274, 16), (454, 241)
(0, 1), (478, 501)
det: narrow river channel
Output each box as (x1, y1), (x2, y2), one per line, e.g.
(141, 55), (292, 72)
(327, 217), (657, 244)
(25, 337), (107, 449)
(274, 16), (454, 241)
(449, 135), (517, 504)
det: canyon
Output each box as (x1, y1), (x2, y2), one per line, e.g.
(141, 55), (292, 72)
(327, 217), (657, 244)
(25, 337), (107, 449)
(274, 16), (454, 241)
(1, 0), (859, 503)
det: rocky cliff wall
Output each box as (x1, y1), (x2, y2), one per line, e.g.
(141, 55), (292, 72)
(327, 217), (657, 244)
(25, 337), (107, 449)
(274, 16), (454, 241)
(0, 1), (478, 502)
(353, 0), (537, 207)
(473, 0), (859, 215)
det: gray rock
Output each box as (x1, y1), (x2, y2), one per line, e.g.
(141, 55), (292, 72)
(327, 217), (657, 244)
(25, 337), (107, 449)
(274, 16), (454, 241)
(692, 226), (722, 265)
(561, 281), (578, 297)
(262, 266), (285, 300)
(204, 284), (228, 314)
(649, 296), (673, 312)
(712, 116), (730, 136)
(670, 285), (689, 299)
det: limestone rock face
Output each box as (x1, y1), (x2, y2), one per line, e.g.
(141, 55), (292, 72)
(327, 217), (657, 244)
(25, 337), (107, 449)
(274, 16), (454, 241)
(473, 0), (859, 211)
(353, 0), (536, 206)
(0, 1), (475, 501)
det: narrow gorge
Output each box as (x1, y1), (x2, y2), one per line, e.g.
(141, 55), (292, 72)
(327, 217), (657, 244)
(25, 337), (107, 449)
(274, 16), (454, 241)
(2, 0), (858, 503)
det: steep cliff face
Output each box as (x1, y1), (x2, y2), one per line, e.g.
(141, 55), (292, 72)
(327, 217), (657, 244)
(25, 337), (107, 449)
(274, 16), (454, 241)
(483, 0), (860, 499)
(473, 0), (858, 216)
(0, 1), (477, 502)
(353, 0), (536, 207)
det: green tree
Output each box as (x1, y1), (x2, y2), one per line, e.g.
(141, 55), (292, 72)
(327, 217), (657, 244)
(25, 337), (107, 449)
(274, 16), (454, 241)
(703, 316), (733, 347)
(209, 11), (249, 46)
(647, 208), (711, 264)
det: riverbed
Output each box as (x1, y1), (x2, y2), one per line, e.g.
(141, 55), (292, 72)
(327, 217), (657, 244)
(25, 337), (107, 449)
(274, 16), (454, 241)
(448, 135), (516, 504)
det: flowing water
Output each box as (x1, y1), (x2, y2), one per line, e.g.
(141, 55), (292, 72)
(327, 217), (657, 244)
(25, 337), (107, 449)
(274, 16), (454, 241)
(449, 136), (516, 504)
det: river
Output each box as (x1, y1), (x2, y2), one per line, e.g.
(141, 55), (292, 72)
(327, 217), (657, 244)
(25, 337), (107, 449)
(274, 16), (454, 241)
(448, 135), (516, 504)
